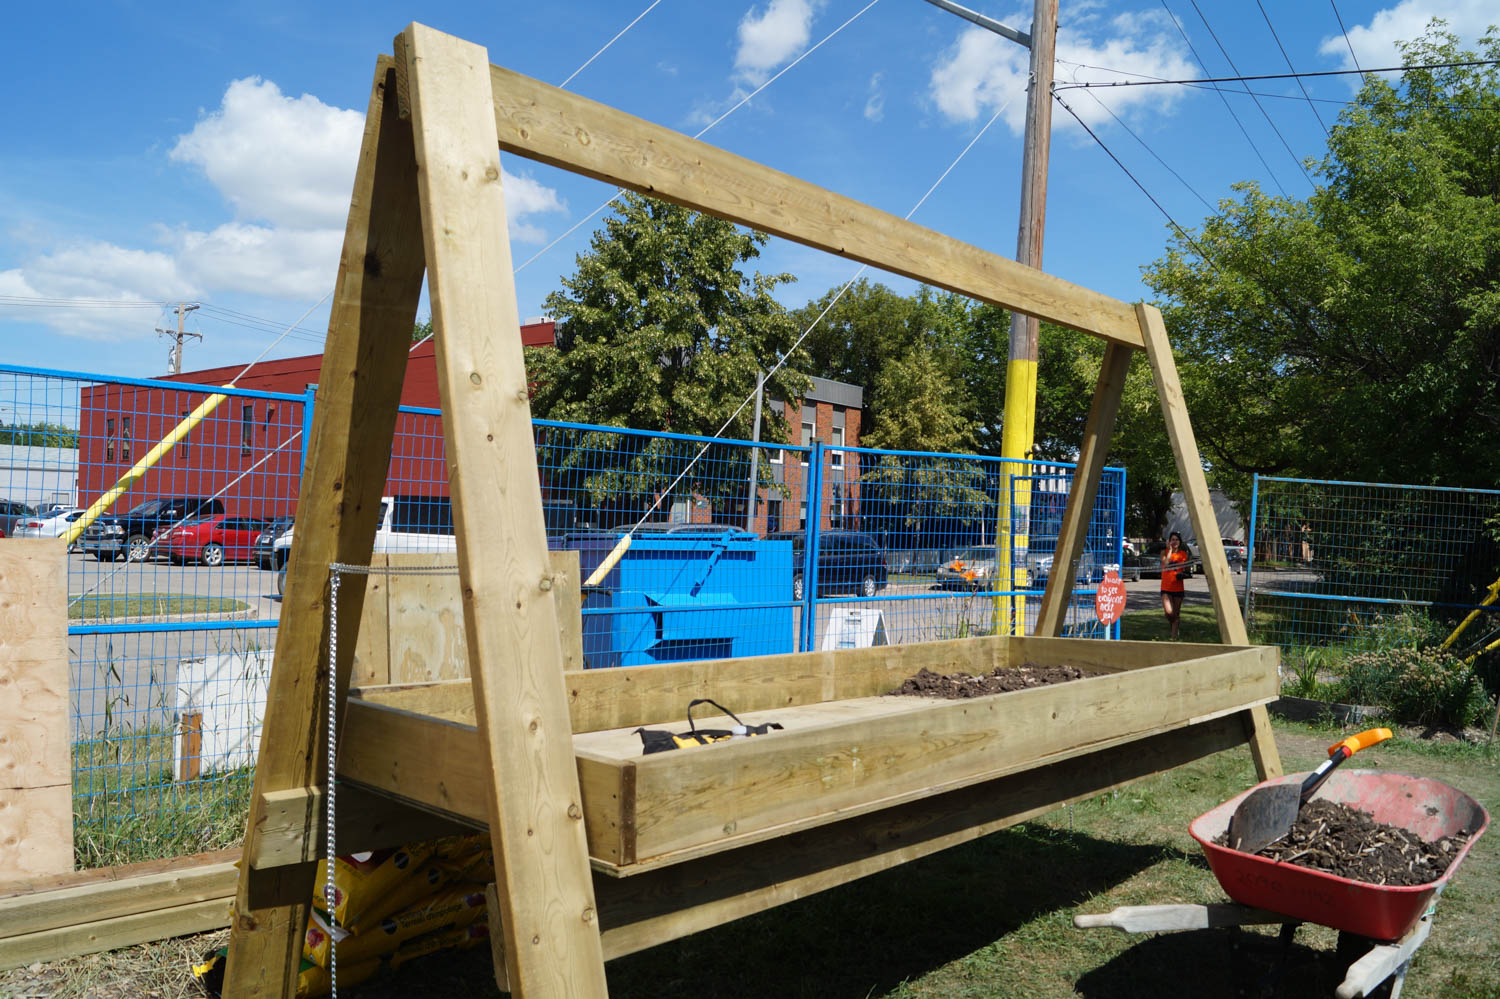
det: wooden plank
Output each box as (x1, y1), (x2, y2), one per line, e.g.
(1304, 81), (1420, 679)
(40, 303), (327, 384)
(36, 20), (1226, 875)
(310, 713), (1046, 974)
(486, 65), (1144, 349)
(0, 898), (231, 971)
(551, 550), (583, 672)
(1006, 635), (1244, 672)
(179, 712), (203, 782)
(1135, 302), (1282, 780)
(224, 53), (429, 999)
(352, 554), (391, 686)
(0, 849), (237, 900)
(388, 554), (467, 684)
(0, 859), (236, 942)
(577, 715), (1247, 960)
(0, 540), (72, 880)
(337, 647), (1276, 868)
(249, 784), (479, 871)
(1036, 342), (1134, 636)
(402, 23), (606, 997)
(626, 647), (1278, 863)
(353, 635), (1003, 731)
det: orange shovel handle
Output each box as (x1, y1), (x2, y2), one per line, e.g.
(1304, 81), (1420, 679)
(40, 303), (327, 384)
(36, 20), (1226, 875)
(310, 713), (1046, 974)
(1327, 727), (1393, 759)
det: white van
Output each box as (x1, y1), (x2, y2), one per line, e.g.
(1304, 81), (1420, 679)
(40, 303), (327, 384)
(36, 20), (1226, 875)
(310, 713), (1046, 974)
(274, 495), (455, 594)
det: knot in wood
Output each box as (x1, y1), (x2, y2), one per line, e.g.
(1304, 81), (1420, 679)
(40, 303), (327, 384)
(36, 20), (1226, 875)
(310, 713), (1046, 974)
(469, 372), (482, 385)
(567, 803), (582, 820)
(539, 576), (553, 591)
(581, 905), (595, 924)
(485, 166), (499, 182)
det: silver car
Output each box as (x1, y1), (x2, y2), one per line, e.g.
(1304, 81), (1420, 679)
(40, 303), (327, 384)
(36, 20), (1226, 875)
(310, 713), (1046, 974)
(937, 546), (999, 590)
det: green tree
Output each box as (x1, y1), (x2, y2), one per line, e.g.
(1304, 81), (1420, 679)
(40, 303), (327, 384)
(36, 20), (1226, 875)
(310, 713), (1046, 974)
(0, 421), (77, 449)
(1145, 24), (1500, 491)
(528, 194), (808, 522)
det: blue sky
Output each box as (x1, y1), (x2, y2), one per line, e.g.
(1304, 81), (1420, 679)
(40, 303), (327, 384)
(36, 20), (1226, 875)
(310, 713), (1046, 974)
(2, 0), (1495, 381)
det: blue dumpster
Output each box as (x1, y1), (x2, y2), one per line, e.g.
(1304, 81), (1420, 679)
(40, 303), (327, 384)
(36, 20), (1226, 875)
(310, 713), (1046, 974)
(561, 529), (793, 669)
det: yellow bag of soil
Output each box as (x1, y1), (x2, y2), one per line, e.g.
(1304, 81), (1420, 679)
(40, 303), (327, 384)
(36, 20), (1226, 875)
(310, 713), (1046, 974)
(345, 842), (494, 934)
(388, 919), (491, 971)
(191, 948), (378, 998)
(304, 883), (489, 968)
(314, 843), (437, 925)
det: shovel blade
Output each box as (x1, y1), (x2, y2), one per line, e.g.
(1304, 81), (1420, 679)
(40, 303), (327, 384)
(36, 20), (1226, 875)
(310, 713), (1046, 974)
(1227, 784), (1300, 855)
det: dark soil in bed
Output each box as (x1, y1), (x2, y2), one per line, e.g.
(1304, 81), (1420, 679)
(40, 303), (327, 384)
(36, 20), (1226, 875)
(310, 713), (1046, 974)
(889, 663), (1105, 699)
(1221, 799), (1475, 886)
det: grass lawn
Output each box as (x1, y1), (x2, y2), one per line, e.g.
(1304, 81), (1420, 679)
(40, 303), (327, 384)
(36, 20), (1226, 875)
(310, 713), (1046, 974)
(13, 720), (1495, 998)
(68, 593), (250, 620)
(1120, 603), (1223, 643)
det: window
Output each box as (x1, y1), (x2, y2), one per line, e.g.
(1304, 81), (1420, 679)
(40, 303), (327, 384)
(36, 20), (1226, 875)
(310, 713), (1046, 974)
(766, 499), (782, 534)
(799, 500), (808, 529)
(830, 482), (844, 528)
(177, 410), (191, 461)
(264, 405), (276, 440)
(830, 425), (844, 467)
(105, 418), (115, 463)
(241, 404), (254, 455)
(800, 420), (814, 464)
(120, 417), (131, 463)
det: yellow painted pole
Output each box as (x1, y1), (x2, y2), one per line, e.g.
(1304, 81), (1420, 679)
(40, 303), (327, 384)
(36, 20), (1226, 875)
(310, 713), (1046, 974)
(61, 389), (230, 547)
(995, 358), (1037, 634)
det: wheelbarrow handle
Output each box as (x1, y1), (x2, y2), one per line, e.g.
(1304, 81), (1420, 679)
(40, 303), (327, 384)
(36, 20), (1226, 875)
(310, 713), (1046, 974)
(1300, 727), (1394, 803)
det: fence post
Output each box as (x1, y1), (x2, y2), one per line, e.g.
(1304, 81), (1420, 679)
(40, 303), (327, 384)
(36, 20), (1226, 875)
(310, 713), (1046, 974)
(1243, 473), (1259, 628)
(799, 442), (825, 652)
(1115, 466), (1126, 640)
(299, 384), (317, 475)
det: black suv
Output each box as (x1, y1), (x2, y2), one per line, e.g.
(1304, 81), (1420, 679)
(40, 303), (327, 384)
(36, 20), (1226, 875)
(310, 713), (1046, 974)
(765, 530), (889, 600)
(82, 497), (227, 562)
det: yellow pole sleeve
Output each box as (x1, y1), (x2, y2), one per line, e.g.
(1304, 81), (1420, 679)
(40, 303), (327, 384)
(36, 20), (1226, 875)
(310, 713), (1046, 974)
(994, 358), (1038, 636)
(61, 390), (231, 547)
(583, 534), (632, 587)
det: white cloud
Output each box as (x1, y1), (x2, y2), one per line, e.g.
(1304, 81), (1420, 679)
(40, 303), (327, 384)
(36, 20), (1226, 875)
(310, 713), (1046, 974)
(865, 72), (886, 122)
(735, 0), (823, 85)
(5, 77), (567, 339)
(1318, 0), (1495, 77)
(929, 8), (1197, 136)
(0, 243), (193, 339)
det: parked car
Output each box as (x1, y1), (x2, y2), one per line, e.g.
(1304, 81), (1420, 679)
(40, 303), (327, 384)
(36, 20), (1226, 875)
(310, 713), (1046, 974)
(81, 497), (227, 562)
(0, 498), (37, 539)
(765, 530), (888, 600)
(1025, 546), (1105, 588)
(253, 516), (296, 569)
(937, 546), (999, 591)
(158, 514), (268, 566)
(273, 495), (457, 567)
(11, 507), (86, 550)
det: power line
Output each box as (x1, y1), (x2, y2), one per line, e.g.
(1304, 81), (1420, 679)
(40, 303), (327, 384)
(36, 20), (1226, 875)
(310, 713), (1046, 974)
(1160, 0), (1288, 198)
(1077, 90), (1216, 213)
(1256, 0), (1330, 138)
(1052, 58), (1500, 91)
(1330, 0), (1365, 76)
(0, 295), (167, 308)
(1187, 0), (1314, 190)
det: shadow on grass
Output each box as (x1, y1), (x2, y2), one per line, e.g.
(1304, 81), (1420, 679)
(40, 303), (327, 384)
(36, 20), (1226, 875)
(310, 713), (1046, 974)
(349, 824), (1190, 998)
(1074, 925), (1366, 999)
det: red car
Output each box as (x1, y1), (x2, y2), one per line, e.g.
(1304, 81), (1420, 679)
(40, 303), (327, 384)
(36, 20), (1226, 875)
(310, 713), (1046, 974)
(158, 515), (268, 566)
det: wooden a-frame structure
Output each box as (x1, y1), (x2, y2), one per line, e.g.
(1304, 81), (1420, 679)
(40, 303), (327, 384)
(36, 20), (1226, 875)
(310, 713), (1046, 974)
(223, 23), (1282, 998)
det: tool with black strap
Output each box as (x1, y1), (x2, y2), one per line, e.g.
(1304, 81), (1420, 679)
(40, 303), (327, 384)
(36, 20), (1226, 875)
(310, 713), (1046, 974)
(635, 698), (783, 754)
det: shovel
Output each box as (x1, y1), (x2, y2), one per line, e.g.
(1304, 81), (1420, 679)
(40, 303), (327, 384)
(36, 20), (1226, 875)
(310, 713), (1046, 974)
(1227, 727), (1393, 854)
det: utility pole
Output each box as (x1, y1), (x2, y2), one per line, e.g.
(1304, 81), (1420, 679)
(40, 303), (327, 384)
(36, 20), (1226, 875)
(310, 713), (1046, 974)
(157, 302), (201, 375)
(921, 0), (1058, 634)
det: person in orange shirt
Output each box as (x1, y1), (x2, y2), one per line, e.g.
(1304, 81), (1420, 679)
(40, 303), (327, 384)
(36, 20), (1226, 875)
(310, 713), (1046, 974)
(1160, 531), (1189, 639)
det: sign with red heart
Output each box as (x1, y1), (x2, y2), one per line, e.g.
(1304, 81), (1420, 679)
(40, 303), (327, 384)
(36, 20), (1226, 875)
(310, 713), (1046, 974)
(1095, 570), (1127, 626)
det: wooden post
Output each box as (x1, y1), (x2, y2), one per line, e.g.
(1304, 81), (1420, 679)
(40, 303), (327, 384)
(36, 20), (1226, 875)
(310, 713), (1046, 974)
(1035, 343), (1132, 637)
(0, 540), (73, 881)
(1136, 303), (1282, 779)
(223, 54), (429, 999)
(402, 22), (607, 997)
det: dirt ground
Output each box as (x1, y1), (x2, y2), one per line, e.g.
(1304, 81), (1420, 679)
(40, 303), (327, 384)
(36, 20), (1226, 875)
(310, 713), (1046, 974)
(888, 663), (1104, 698)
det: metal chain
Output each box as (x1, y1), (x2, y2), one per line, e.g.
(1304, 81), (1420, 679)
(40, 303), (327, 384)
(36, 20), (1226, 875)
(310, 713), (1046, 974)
(326, 570), (341, 999)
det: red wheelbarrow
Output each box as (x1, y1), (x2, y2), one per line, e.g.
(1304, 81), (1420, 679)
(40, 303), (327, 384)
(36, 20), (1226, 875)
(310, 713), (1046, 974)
(1076, 770), (1489, 998)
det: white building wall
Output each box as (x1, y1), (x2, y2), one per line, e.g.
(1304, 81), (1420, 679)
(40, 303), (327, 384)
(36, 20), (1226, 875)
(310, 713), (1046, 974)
(0, 445), (78, 507)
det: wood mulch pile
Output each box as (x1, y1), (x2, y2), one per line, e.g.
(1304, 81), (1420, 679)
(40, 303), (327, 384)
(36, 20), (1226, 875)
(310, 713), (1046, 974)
(1236, 799), (1475, 886)
(889, 663), (1104, 699)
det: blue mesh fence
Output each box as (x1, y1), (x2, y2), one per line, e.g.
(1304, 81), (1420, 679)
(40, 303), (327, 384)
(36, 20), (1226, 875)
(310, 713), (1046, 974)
(0, 363), (1125, 865)
(1245, 474), (1500, 684)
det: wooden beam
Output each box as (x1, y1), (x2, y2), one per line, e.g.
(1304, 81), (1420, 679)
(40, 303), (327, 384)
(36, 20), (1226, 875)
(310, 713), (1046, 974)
(581, 716), (1248, 961)
(485, 65), (1144, 349)
(402, 22), (607, 997)
(0, 898), (231, 971)
(0, 540), (73, 881)
(1036, 343), (1134, 636)
(1135, 303), (1282, 780)
(249, 785), (479, 872)
(223, 54), (429, 999)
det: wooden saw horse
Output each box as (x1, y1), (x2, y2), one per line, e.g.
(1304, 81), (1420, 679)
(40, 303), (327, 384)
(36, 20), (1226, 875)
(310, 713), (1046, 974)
(223, 22), (1283, 998)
